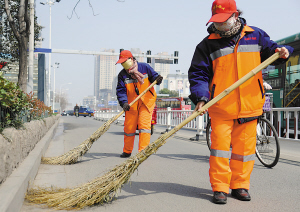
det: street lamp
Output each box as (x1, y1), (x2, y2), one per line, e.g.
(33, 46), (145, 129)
(52, 62), (59, 111)
(40, 0), (60, 106)
(111, 96), (116, 112)
(101, 99), (107, 111)
(59, 82), (72, 111)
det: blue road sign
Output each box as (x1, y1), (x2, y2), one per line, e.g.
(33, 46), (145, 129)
(108, 101), (118, 106)
(98, 104), (105, 107)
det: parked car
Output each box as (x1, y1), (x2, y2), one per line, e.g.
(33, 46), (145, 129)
(61, 110), (74, 116)
(66, 110), (74, 116)
(61, 110), (67, 116)
(78, 106), (94, 117)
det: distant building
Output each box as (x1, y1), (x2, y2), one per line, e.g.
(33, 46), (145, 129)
(167, 73), (190, 97)
(94, 49), (117, 102)
(149, 52), (172, 92)
(2, 52), (45, 101)
(83, 95), (96, 109)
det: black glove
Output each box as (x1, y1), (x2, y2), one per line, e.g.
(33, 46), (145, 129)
(155, 75), (163, 85)
(123, 103), (130, 112)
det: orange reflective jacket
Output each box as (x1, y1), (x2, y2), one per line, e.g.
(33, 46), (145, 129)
(189, 19), (293, 119)
(208, 26), (265, 119)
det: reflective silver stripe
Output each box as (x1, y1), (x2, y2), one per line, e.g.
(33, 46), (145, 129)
(125, 78), (137, 84)
(124, 74), (149, 84)
(139, 129), (151, 134)
(210, 46), (234, 61)
(210, 149), (231, 159)
(231, 153), (256, 162)
(124, 132), (135, 136)
(210, 44), (261, 61)
(237, 44), (261, 53)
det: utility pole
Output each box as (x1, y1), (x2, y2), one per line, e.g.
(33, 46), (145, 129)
(40, 0), (57, 106)
(52, 62), (59, 111)
(27, 0), (34, 93)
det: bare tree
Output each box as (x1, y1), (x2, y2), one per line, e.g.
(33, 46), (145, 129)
(55, 91), (69, 111)
(3, 0), (31, 91)
(68, 0), (124, 19)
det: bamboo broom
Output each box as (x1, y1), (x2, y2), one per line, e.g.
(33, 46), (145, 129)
(41, 80), (158, 165)
(26, 53), (280, 210)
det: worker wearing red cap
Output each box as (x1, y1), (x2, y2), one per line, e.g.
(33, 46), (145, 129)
(116, 50), (163, 158)
(188, 0), (293, 204)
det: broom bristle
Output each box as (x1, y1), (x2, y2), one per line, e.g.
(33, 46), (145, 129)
(41, 118), (115, 165)
(25, 130), (176, 210)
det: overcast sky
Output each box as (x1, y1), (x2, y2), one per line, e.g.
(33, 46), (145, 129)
(35, 0), (300, 107)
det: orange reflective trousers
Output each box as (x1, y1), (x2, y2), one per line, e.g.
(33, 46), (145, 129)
(123, 101), (152, 154)
(209, 116), (257, 194)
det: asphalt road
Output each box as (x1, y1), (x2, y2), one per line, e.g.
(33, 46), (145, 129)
(21, 116), (300, 212)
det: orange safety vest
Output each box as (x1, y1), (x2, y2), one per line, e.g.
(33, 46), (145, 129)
(208, 26), (265, 119)
(125, 74), (157, 112)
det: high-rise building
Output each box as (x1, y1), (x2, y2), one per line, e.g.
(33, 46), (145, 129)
(152, 52), (171, 77)
(148, 52), (172, 93)
(2, 53), (44, 100)
(83, 95), (96, 110)
(94, 49), (117, 102)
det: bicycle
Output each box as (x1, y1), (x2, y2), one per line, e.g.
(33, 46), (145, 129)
(75, 110), (79, 118)
(206, 93), (280, 168)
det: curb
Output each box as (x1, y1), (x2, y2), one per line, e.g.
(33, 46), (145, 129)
(0, 118), (60, 212)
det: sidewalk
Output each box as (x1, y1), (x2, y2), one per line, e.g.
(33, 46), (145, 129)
(0, 119), (60, 212)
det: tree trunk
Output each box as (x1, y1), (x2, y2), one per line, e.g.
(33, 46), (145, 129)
(4, 0), (30, 92)
(18, 35), (28, 91)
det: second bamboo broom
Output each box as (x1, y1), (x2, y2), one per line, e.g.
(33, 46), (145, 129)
(41, 80), (158, 165)
(26, 53), (280, 210)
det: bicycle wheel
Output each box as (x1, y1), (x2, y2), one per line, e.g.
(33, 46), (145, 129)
(206, 119), (212, 151)
(255, 117), (280, 168)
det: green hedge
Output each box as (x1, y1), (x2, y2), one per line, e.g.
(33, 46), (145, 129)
(0, 73), (52, 132)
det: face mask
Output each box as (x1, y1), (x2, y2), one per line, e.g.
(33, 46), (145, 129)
(213, 15), (236, 32)
(121, 58), (133, 70)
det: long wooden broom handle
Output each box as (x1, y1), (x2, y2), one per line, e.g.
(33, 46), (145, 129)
(112, 80), (158, 121)
(173, 52), (280, 131)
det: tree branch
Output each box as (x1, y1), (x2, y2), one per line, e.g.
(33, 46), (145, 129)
(88, 0), (99, 16)
(4, 0), (21, 41)
(67, 0), (81, 20)
(68, 0), (125, 20)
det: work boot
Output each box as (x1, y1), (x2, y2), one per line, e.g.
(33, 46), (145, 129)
(212, 191), (227, 204)
(120, 152), (131, 158)
(231, 189), (251, 201)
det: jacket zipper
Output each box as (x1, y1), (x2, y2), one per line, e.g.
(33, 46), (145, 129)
(234, 31), (245, 117)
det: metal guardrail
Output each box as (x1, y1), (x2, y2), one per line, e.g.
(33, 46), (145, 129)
(157, 106), (299, 141)
(156, 107), (208, 140)
(269, 107), (300, 140)
(93, 107), (300, 141)
(94, 111), (125, 123)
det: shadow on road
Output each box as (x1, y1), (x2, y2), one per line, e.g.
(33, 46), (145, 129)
(155, 153), (209, 163)
(79, 152), (121, 162)
(119, 181), (212, 202)
(107, 131), (125, 135)
(81, 152), (210, 164)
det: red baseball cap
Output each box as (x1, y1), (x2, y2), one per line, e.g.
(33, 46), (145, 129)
(116, 50), (133, 64)
(206, 0), (237, 26)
